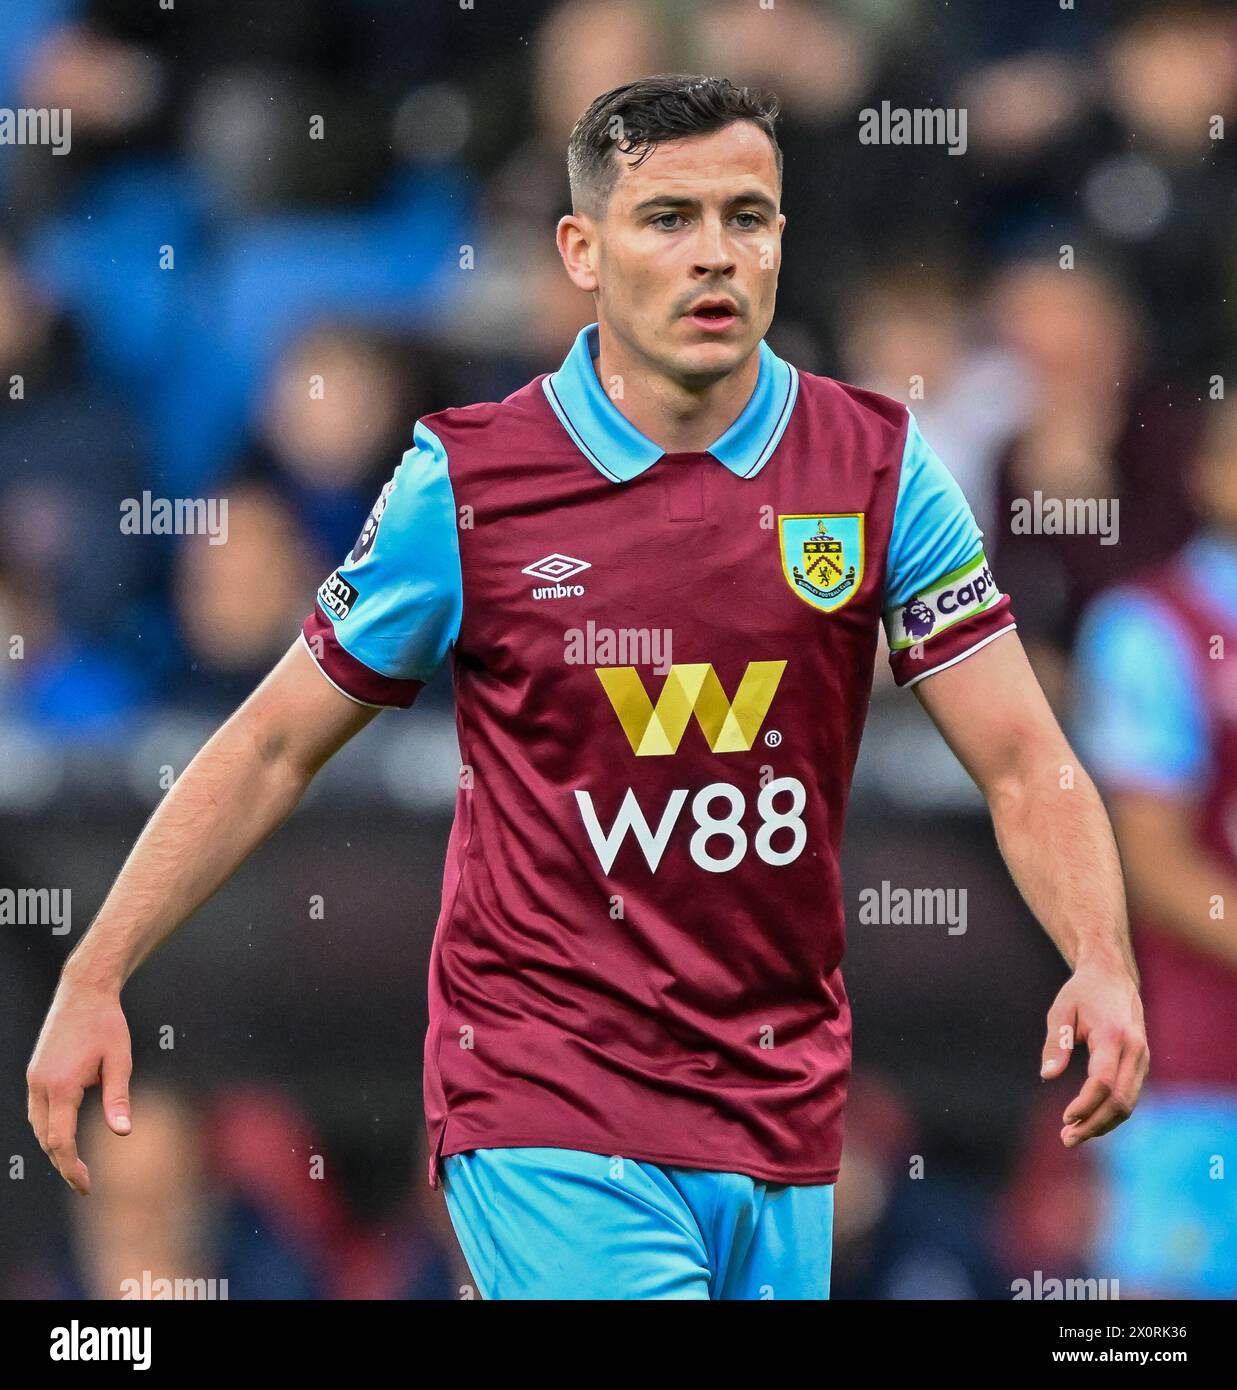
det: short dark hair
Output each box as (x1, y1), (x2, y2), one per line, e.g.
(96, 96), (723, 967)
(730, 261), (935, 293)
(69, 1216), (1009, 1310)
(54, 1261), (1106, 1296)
(567, 73), (782, 218)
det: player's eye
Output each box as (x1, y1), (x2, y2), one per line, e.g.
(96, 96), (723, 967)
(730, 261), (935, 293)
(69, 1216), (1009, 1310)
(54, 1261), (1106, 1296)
(652, 212), (686, 230)
(732, 211), (764, 229)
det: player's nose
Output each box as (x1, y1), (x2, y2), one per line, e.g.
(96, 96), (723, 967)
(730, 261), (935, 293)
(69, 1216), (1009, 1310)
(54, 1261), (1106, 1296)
(691, 258), (738, 282)
(691, 220), (737, 274)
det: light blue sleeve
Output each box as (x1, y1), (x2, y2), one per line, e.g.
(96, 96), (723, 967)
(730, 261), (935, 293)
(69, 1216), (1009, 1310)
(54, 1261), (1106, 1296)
(883, 411), (986, 609)
(1072, 589), (1206, 791)
(316, 419), (463, 682)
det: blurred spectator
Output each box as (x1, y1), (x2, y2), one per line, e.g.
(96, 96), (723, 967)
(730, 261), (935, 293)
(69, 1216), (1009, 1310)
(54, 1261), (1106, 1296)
(958, 2), (1237, 376)
(837, 263), (1033, 539)
(997, 1087), (1104, 1295)
(203, 1085), (456, 1300)
(170, 482), (319, 712)
(1093, 3), (1237, 373)
(0, 243), (155, 736)
(832, 1072), (1007, 1299)
(65, 1085), (239, 1300)
(988, 259), (1202, 702)
(18, 1082), (455, 1299)
(448, 0), (671, 363)
(236, 324), (419, 560)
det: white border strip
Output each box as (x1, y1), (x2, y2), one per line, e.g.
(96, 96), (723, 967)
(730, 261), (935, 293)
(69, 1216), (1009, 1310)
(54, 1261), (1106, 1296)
(903, 623), (1018, 688)
(299, 630), (396, 710)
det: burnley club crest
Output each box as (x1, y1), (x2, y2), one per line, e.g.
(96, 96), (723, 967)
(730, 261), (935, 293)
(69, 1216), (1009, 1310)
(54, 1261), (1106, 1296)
(778, 514), (865, 614)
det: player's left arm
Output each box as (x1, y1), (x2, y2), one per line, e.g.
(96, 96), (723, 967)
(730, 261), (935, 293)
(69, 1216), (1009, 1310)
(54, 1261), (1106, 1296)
(882, 411), (1147, 1149)
(913, 632), (1148, 1148)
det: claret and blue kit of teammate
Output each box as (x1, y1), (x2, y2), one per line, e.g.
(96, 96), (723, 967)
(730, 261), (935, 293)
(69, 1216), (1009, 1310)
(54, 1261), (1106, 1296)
(29, 73), (1151, 1301)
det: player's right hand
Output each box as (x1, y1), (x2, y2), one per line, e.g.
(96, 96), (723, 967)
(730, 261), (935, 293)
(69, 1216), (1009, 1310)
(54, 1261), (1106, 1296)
(26, 980), (133, 1195)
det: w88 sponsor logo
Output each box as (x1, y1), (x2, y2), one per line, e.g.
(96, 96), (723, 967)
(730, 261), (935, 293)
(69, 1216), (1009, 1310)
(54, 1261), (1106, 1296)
(574, 777), (807, 874)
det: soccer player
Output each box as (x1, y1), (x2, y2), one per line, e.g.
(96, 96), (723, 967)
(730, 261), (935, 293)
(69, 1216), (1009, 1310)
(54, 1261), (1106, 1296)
(1073, 402), (1237, 1297)
(27, 74), (1148, 1300)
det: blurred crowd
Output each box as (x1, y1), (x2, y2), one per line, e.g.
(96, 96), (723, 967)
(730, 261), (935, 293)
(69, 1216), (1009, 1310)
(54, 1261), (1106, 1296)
(1, 0), (1235, 731)
(3, 0), (1237, 1300)
(8, 1083), (459, 1300)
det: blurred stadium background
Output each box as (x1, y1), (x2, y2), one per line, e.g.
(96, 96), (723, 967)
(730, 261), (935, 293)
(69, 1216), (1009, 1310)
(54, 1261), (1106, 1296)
(1, 0), (1235, 1298)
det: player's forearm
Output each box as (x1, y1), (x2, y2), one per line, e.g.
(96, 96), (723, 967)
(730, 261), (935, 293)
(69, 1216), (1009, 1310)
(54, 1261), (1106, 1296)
(985, 744), (1136, 980)
(63, 713), (315, 993)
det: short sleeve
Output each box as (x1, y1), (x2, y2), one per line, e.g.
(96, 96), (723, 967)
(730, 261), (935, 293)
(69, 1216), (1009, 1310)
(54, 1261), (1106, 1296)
(301, 419), (462, 708)
(882, 411), (1016, 687)
(1072, 588), (1206, 794)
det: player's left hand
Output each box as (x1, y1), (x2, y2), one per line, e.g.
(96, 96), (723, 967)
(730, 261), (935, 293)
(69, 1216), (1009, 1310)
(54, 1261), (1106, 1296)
(1040, 959), (1149, 1148)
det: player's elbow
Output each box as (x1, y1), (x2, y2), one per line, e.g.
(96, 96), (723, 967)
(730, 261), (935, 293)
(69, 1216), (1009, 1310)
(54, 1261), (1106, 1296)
(218, 696), (320, 794)
(979, 717), (1083, 818)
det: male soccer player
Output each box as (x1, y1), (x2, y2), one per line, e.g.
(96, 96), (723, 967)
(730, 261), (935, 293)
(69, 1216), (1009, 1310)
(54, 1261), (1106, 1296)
(28, 74), (1148, 1300)
(1074, 404), (1237, 1296)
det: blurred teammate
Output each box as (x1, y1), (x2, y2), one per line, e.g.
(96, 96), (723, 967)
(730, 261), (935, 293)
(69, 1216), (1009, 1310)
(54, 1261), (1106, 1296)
(28, 75), (1148, 1300)
(1075, 400), (1237, 1297)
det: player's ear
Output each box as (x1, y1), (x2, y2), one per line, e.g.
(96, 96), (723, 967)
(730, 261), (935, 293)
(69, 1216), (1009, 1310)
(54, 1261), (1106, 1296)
(557, 213), (599, 294)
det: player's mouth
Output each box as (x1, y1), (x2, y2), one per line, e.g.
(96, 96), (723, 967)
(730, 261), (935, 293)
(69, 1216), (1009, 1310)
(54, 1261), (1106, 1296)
(684, 298), (740, 333)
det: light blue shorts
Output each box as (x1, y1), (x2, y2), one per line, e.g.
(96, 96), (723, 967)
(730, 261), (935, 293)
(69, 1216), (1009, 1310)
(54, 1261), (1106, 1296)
(1091, 1087), (1237, 1298)
(441, 1146), (834, 1300)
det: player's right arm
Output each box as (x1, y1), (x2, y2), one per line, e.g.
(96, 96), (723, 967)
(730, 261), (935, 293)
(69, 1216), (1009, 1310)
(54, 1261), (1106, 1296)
(883, 412), (1146, 1149)
(28, 418), (463, 1196)
(27, 641), (380, 1195)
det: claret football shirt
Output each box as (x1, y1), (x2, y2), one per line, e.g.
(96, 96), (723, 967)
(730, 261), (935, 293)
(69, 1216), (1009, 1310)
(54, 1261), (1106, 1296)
(302, 322), (1016, 1187)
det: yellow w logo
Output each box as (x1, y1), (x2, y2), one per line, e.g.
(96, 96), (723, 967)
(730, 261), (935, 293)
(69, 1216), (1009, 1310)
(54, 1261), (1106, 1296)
(596, 662), (787, 756)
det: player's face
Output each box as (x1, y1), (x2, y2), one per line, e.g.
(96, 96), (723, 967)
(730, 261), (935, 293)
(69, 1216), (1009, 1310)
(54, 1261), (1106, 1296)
(591, 122), (784, 384)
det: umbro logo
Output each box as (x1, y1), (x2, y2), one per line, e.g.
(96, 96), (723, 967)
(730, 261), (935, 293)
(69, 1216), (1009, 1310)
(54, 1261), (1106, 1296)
(522, 553), (591, 582)
(522, 553), (590, 600)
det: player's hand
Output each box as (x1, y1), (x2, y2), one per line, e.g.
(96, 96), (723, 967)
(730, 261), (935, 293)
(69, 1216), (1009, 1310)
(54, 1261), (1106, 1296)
(1040, 959), (1148, 1148)
(26, 977), (133, 1195)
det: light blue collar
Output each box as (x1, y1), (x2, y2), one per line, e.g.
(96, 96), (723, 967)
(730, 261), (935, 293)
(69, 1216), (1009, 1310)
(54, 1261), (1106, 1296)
(543, 321), (798, 482)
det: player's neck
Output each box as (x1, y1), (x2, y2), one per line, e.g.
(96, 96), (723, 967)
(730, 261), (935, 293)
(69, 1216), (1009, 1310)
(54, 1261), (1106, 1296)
(591, 325), (761, 457)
